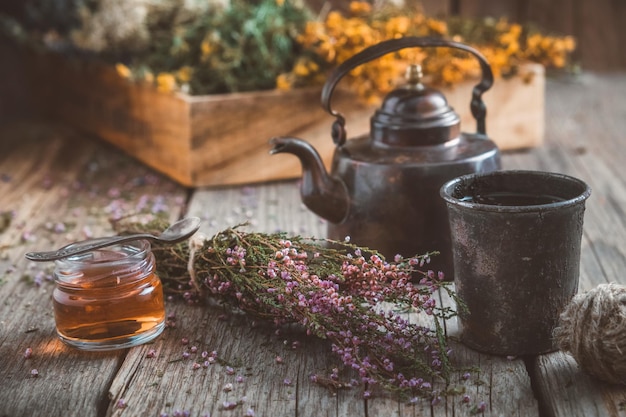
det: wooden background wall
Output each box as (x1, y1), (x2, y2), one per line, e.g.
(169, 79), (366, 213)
(0, 0), (624, 71)
(308, 0), (626, 71)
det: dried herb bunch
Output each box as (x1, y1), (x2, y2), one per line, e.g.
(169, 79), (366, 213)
(114, 218), (461, 400)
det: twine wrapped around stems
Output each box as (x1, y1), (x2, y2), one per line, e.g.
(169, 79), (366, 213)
(554, 283), (626, 385)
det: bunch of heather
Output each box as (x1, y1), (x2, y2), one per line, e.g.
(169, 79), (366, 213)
(114, 218), (461, 400)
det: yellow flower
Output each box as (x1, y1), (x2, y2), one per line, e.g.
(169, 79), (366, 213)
(349, 1), (372, 15)
(426, 19), (447, 35)
(384, 16), (411, 37)
(293, 59), (311, 77)
(563, 36), (576, 51)
(201, 40), (213, 62)
(276, 73), (292, 90)
(156, 73), (177, 93)
(177, 66), (193, 83)
(282, 4), (576, 102)
(115, 63), (132, 79)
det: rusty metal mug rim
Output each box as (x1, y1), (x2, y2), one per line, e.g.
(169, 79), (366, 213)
(440, 170), (592, 213)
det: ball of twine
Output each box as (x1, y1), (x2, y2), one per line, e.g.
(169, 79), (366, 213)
(554, 283), (626, 385)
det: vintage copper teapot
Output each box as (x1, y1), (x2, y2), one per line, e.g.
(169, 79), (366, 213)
(270, 37), (501, 277)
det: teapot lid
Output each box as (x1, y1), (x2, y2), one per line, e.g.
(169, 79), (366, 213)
(371, 65), (461, 146)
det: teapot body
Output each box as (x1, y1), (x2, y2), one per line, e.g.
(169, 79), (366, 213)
(270, 37), (503, 279)
(328, 133), (500, 276)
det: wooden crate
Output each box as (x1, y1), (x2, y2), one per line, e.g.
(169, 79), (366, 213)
(24, 50), (544, 187)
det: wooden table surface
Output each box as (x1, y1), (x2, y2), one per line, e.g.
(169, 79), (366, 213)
(1, 73), (625, 417)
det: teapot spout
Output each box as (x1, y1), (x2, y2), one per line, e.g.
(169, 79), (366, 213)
(270, 137), (349, 224)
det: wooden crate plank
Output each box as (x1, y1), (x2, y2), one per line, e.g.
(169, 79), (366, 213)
(189, 90), (371, 186)
(446, 63), (545, 150)
(23, 51), (194, 186)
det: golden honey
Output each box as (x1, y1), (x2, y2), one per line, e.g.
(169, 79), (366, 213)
(53, 240), (165, 350)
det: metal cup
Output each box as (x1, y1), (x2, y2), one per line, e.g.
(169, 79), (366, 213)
(440, 170), (591, 355)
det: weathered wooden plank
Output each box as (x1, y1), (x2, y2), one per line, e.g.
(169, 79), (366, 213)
(187, 181), (325, 238)
(107, 302), (351, 417)
(532, 352), (626, 417)
(455, 0), (626, 70)
(502, 74), (626, 416)
(182, 183), (539, 417)
(0, 121), (186, 417)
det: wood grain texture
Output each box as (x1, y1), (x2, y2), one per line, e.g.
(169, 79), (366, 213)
(186, 175), (540, 417)
(499, 73), (626, 417)
(1, 73), (626, 416)
(107, 302), (359, 417)
(0, 121), (186, 417)
(532, 352), (626, 417)
(456, 0), (626, 70)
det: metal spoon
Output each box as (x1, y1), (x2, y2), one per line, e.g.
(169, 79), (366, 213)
(25, 217), (201, 262)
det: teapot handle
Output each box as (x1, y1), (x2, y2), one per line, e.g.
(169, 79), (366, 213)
(321, 36), (494, 146)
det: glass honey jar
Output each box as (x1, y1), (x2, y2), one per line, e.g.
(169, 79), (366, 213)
(53, 239), (165, 350)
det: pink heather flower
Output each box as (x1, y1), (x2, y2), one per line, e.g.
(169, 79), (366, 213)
(190, 346), (198, 354)
(244, 408), (255, 417)
(225, 366), (235, 375)
(192, 363), (201, 370)
(363, 391), (371, 399)
(146, 349), (157, 358)
(478, 401), (487, 411)
(24, 348), (33, 359)
(283, 378), (292, 386)
(236, 375), (245, 383)
(462, 394), (471, 403)
(181, 337), (189, 345)
(223, 383), (233, 392)
(116, 399), (127, 409)
(275, 356), (283, 364)
(30, 369), (39, 378)
(222, 401), (237, 410)
(82, 226), (93, 239)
